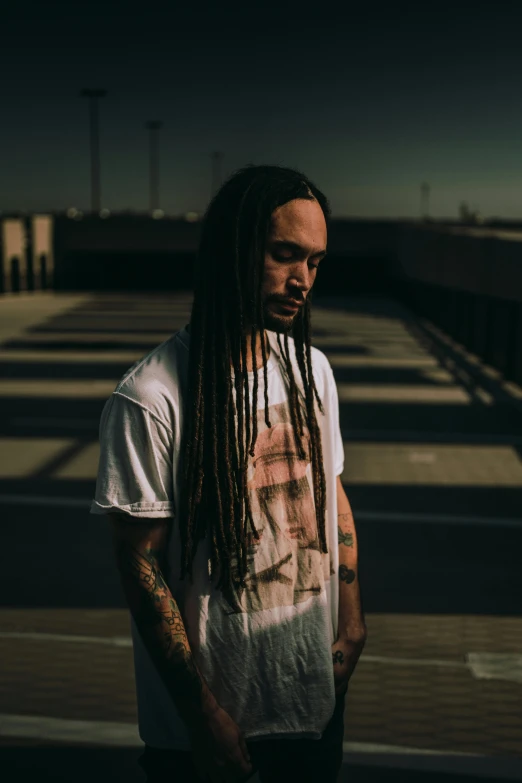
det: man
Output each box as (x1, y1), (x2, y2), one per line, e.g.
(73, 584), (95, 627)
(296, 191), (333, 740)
(91, 164), (367, 782)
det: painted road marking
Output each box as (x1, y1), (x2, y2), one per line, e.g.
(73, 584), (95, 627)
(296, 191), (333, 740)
(6, 712), (522, 783)
(2, 632), (522, 685)
(0, 713), (488, 758)
(0, 631), (132, 647)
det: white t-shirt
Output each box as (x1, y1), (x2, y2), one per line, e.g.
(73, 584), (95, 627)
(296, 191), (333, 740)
(91, 325), (345, 750)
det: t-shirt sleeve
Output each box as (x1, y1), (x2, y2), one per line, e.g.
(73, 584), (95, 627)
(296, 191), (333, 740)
(328, 364), (344, 478)
(90, 392), (175, 518)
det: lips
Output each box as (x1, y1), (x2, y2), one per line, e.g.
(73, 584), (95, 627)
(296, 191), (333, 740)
(278, 300), (302, 311)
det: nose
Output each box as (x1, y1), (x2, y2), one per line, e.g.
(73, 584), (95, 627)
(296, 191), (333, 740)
(287, 270), (311, 300)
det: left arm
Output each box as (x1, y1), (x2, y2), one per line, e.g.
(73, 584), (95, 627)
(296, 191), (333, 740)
(332, 475), (367, 694)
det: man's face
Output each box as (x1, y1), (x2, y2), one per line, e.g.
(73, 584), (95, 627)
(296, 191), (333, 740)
(260, 198), (327, 333)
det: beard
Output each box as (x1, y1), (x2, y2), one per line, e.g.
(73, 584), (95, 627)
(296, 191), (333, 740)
(260, 298), (298, 334)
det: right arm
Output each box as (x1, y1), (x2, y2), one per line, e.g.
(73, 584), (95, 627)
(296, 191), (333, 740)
(108, 512), (219, 726)
(109, 512), (255, 782)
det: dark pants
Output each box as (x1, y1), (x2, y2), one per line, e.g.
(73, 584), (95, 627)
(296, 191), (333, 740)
(138, 693), (346, 782)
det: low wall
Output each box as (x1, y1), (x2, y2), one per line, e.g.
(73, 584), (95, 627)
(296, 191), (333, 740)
(394, 224), (522, 386)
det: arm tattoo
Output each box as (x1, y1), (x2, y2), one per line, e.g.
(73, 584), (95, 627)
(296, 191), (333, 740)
(333, 650), (344, 665)
(339, 564), (356, 584)
(338, 524), (354, 547)
(115, 541), (202, 703)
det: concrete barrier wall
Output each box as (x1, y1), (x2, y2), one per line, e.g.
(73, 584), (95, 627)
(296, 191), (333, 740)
(50, 216), (405, 293)
(396, 224), (522, 303)
(3, 212), (522, 385)
(0, 215), (54, 293)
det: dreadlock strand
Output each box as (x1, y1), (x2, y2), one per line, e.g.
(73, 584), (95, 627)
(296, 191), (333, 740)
(221, 302), (247, 586)
(304, 300), (325, 415)
(283, 332), (307, 460)
(303, 310), (328, 553)
(256, 264), (271, 431)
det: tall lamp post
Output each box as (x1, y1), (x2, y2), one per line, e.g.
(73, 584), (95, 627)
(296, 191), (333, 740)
(80, 88), (107, 213)
(211, 150), (224, 199)
(420, 181), (431, 221)
(145, 121), (163, 213)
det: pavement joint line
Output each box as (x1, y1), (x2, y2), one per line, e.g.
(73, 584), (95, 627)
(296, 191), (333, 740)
(2, 713), (521, 779)
(362, 654), (466, 669)
(4, 632), (522, 684)
(0, 631), (132, 647)
(0, 714), (496, 760)
(1, 495), (522, 529)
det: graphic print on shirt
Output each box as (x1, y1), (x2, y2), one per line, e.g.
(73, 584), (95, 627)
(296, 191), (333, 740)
(222, 399), (329, 615)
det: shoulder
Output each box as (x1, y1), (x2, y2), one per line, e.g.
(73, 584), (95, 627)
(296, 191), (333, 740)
(283, 335), (335, 397)
(309, 344), (336, 395)
(111, 332), (186, 432)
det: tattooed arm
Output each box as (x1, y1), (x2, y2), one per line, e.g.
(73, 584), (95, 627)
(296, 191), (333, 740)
(331, 476), (367, 694)
(108, 513), (219, 727)
(336, 475), (366, 641)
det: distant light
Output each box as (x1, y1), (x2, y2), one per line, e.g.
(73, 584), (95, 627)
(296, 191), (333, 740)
(152, 209), (165, 220)
(67, 207), (78, 219)
(73, 210), (84, 221)
(185, 211), (199, 222)
(99, 208), (111, 219)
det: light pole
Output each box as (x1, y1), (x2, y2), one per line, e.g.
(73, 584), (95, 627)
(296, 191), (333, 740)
(145, 121), (163, 213)
(211, 151), (224, 199)
(80, 89), (107, 213)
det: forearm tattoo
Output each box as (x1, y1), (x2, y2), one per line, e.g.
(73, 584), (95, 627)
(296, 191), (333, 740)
(339, 564), (356, 584)
(333, 650), (344, 665)
(115, 542), (202, 703)
(338, 522), (354, 548)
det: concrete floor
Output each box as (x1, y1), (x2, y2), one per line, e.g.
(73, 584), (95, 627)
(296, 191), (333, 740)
(1, 290), (522, 781)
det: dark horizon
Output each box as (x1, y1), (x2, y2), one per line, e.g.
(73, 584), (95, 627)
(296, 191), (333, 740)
(3, 1), (522, 219)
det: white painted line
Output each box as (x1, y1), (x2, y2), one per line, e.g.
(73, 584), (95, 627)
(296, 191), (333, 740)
(362, 655), (466, 670)
(466, 652), (522, 684)
(343, 740), (480, 757)
(0, 494), (91, 508)
(8, 632), (522, 686)
(2, 712), (519, 780)
(0, 714), (141, 747)
(0, 631), (132, 647)
(0, 713), (494, 759)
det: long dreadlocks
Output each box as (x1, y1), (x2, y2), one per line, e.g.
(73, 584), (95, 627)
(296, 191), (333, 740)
(178, 164), (331, 595)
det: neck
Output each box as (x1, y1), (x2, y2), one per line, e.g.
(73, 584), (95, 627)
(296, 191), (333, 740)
(185, 323), (270, 372)
(239, 328), (270, 372)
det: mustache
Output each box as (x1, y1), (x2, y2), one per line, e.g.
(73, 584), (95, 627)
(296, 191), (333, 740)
(271, 298), (305, 307)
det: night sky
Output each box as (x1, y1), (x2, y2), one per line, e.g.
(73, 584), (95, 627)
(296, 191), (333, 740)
(3, 1), (522, 219)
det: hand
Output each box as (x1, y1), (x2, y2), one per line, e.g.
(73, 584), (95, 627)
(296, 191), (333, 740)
(187, 704), (256, 782)
(331, 630), (366, 697)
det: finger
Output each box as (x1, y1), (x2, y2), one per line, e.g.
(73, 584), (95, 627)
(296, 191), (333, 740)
(238, 734), (251, 764)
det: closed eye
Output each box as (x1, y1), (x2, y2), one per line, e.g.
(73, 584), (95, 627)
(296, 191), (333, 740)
(274, 253), (322, 269)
